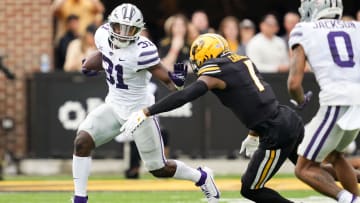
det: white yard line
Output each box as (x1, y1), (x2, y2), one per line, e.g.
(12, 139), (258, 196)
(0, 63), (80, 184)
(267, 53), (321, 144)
(201, 196), (337, 203)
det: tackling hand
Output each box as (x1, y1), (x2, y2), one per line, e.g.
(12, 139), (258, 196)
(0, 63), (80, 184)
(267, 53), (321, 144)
(290, 91), (313, 110)
(240, 135), (259, 158)
(168, 63), (188, 90)
(120, 110), (148, 137)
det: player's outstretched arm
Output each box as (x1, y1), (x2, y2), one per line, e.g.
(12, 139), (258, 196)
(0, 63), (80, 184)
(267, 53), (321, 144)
(120, 76), (224, 135)
(120, 79), (209, 136)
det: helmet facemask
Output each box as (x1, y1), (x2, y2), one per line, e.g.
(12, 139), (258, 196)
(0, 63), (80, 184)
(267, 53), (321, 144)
(109, 22), (142, 48)
(108, 3), (145, 48)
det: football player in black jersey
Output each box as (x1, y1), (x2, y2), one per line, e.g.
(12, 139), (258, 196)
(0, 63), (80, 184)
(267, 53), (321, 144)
(121, 33), (304, 203)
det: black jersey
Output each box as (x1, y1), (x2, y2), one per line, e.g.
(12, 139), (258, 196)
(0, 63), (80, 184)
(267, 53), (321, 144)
(197, 53), (278, 129)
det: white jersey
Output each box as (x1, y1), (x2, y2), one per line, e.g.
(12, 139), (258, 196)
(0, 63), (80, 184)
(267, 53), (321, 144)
(289, 19), (360, 105)
(95, 23), (160, 119)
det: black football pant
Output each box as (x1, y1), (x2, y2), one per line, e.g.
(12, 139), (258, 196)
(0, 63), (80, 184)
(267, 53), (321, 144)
(241, 105), (304, 203)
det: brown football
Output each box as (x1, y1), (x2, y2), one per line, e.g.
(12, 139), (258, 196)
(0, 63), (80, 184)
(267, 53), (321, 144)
(82, 50), (103, 71)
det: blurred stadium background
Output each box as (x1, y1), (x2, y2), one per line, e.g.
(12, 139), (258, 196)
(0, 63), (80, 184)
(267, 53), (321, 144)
(0, 0), (360, 202)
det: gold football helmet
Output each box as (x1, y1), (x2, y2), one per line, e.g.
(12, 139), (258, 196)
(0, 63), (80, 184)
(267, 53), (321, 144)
(189, 33), (230, 73)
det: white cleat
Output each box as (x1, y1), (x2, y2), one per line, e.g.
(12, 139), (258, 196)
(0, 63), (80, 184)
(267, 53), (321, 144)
(197, 166), (220, 203)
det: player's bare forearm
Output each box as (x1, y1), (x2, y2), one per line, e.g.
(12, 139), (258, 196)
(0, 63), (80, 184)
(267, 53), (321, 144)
(144, 80), (208, 116)
(287, 45), (306, 104)
(149, 63), (177, 91)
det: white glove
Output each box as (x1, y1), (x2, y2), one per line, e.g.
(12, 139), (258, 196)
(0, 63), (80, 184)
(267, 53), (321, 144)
(239, 135), (259, 158)
(120, 110), (148, 137)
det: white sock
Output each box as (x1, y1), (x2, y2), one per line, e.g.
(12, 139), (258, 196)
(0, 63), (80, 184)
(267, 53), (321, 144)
(73, 155), (92, 197)
(337, 190), (356, 203)
(173, 160), (201, 183)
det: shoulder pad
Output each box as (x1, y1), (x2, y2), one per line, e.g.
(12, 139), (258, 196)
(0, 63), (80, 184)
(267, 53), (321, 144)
(197, 62), (221, 76)
(136, 36), (160, 67)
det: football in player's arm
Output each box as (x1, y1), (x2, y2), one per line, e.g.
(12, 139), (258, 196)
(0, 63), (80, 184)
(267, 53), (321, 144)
(73, 4), (221, 203)
(81, 49), (186, 91)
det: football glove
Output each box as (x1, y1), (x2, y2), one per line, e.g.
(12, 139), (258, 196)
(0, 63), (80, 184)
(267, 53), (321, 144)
(120, 110), (148, 137)
(168, 63), (188, 90)
(81, 67), (99, 77)
(290, 91), (313, 110)
(239, 135), (259, 158)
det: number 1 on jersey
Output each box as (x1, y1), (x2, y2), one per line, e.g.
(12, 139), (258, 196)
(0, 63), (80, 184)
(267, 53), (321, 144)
(244, 60), (265, 92)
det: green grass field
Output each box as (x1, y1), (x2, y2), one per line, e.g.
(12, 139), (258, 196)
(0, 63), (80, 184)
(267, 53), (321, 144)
(0, 174), (336, 203)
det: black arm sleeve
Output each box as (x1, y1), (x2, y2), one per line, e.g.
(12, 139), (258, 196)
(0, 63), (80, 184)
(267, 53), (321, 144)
(148, 80), (209, 116)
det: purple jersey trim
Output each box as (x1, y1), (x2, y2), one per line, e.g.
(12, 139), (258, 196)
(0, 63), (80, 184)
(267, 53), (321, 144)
(290, 31), (303, 38)
(139, 50), (158, 57)
(137, 56), (159, 65)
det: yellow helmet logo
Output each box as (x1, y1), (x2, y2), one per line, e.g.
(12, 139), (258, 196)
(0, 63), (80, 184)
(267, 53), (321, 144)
(189, 33), (229, 73)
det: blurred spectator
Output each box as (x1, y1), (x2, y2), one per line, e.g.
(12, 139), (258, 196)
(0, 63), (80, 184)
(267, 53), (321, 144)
(282, 12), (300, 51)
(64, 24), (97, 72)
(218, 16), (241, 53)
(357, 10), (360, 21)
(341, 15), (355, 21)
(55, 14), (80, 70)
(51, 0), (104, 43)
(247, 14), (289, 73)
(238, 19), (256, 56)
(187, 23), (200, 44)
(158, 14), (190, 69)
(191, 10), (215, 34)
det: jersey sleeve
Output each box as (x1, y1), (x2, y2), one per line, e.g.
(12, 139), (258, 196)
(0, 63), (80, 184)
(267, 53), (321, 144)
(197, 63), (222, 76)
(135, 37), (161, 71)
(94, 23), (110, 54)
(288, 22), (311, 50)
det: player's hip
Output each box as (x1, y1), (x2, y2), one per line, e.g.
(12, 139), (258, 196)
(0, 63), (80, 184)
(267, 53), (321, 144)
(298, 105), (360, 162)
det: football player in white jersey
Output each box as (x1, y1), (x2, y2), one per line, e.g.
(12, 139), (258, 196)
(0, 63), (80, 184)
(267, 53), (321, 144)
(72, 3), (220, 203)
(287, 0), (360, 202)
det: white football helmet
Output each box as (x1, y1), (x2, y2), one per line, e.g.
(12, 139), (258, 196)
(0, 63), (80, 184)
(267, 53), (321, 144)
(108, 3), (145, 48)
(299, 0), (343, 22)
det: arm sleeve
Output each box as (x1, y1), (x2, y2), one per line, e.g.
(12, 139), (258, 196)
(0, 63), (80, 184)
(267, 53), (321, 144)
(148, 80), (209, 116)
(136, 37), (161, 71)
(289, 23), (308, 50)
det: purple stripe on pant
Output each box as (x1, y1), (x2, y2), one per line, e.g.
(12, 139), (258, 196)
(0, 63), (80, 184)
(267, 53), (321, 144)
(304, 106), (332, 158)
(153, 117), (167, 164)
(311, 106), (340, 161)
